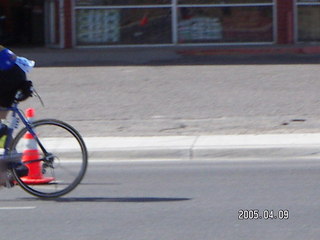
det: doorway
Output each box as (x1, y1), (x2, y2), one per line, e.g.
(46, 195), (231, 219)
(0, 0), (45, 46)
(45, 0), (64, 48)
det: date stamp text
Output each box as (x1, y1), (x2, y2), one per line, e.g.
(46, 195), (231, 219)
(238, 209), (289, 220)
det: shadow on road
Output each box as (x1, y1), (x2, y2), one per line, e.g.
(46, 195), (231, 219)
(19, 197), (192, 203)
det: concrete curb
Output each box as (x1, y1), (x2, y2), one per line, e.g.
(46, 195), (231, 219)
(84, 133), (320, 160)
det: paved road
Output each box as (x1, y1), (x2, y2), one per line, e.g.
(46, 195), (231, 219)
(1, 159), (320, 240)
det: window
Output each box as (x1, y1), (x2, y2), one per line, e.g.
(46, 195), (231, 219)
(76, 0), (170, 6)
(179, 0), (272, 3)
(177, 6), (273, 43)
(74, 0), (275, 45)
(76, 8), (172, 45)
(297, 1), (320, 42)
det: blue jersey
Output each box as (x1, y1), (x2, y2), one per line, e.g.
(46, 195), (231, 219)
(0, 46), (17, 71)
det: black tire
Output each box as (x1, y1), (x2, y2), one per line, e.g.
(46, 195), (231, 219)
(10, 119), (88, 199)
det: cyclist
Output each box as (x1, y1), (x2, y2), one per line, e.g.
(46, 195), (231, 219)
(0, 45), (34, 186)
(0, 45), (34, 137)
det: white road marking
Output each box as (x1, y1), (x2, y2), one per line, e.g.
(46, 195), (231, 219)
(0, 206), (36, 210)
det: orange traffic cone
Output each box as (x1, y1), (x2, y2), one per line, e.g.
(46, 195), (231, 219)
(21, 108), (54, 184)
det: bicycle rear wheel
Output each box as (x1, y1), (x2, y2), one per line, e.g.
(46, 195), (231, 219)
(10, 119), (88, 199)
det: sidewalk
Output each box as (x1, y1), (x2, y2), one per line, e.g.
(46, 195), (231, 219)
(85, 133), (320, 161)
(14, 45), (320, 161)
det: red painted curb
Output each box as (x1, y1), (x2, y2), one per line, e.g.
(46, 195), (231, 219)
(178, 46), (320, 56)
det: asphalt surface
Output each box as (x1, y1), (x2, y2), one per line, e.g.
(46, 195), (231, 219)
(1, 159), (320, 240)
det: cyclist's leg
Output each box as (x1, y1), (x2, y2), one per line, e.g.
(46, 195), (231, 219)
(0, 111), (7, 118)
(0, 111), (7, 137)
(0, 110), (15, 188)
(0, 110), (28, 185)
(0, 111), (7, 186)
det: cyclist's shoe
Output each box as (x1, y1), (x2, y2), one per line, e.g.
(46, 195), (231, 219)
(14, 162), (29, 177)
(6, 161), (29, 178)
(0, 152), (28, 188)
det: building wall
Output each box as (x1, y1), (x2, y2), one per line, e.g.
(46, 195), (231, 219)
(56, 0), (320, 48)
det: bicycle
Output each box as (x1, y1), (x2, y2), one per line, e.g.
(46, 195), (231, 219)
(0, 94), (88, 199)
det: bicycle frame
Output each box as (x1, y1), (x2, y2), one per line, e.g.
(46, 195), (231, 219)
(0, 100), (88, 198)
(0, 102), (48, 157)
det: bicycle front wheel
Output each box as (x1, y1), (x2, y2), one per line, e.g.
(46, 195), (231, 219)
(10, 119), (88, 199)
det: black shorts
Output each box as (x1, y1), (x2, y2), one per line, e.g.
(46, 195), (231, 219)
(0, 64), (27, 107)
